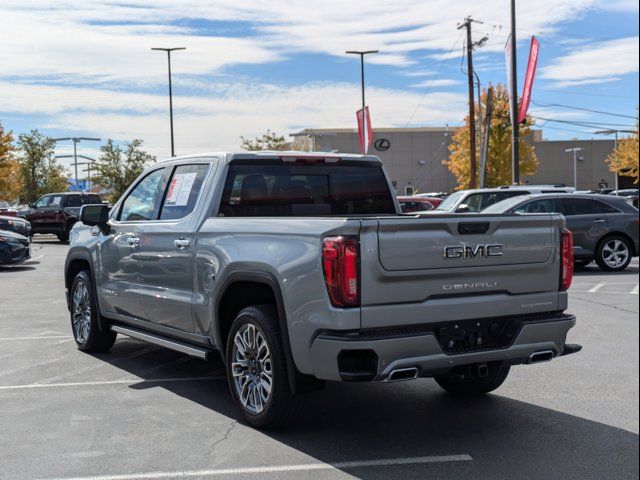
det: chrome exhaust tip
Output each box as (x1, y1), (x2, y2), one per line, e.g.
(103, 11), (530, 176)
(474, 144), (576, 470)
(528, 350), (555, 364)
(386, 367), (419, 382)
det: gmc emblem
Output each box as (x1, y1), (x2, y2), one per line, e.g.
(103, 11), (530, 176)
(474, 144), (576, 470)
(443, 244), (504, 259)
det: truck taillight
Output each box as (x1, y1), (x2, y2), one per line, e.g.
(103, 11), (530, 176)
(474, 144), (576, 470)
(560, 228), (574, 291)
(322, 236), (360, 307)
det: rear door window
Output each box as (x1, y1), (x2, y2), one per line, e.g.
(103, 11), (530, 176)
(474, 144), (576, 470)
(67, 195), (82, 207)
(560, 198), (604, 216)
(219, 162), (395, 217)
(159, 164), (210, 220)
(465, 191), (525, 212)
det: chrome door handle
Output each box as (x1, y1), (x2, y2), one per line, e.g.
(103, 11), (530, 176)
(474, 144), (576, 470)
(126, 236), (140, 246)
(174, 238), (190, 249)
(592, 219), (605, 223)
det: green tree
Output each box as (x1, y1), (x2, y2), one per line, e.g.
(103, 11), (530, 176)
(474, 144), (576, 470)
(444, 84), (538, 189)
(240, 130), (288, 151)
(607, 118), (639, 184)
(0, 122), (22, 202)
(17, 129), (68, 203)
(93, 139), (155, 202)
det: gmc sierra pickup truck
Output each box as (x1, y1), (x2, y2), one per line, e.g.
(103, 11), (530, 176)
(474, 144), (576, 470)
(64, 152), (580, 428)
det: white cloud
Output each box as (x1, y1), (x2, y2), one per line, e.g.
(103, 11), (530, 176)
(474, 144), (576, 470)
(540, 36), (639, 87)
(410, 79), (461, 88)
(1, 80), (466, 157)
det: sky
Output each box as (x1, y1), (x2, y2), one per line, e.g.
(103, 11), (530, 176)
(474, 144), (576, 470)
(0, 0), (638, 170)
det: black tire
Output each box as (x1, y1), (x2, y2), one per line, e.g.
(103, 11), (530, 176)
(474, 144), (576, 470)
(595, 235), (633, 272)
(58, 222), (75, 243)
(435, 364), (510, 397)
(225, 304), (301, 429)
(69, 271), (116, 352)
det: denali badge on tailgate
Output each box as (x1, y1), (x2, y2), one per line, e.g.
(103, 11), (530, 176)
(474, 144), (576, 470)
(443, 244), (504, 259)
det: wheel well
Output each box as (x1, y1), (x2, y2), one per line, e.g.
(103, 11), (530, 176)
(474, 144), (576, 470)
(217, 281), (276, 355)
(66, 259), (91, 290)
(598, 232), (636, 256)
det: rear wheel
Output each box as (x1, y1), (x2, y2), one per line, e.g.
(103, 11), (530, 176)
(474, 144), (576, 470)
(69, 271), (116, 352)
(595, 235), (632, 271)
(226, 305), (301, 428)
(435, 364), (510, 396)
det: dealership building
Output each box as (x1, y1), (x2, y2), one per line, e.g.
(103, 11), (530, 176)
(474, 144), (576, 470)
(290, 127), (624, 194)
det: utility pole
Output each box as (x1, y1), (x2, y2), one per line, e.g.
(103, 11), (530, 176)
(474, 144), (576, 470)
(53, 137), (101, 190)
(565, 147), (583, 189)
(509, 0), (520, 185)
(458, 17), (477, 188)
(152, 47), (186, 157)
(479, 86), (494, 188)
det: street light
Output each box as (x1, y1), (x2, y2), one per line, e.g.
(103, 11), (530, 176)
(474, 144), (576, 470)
(345, 50), (379, 117)
(53, 137), (101, 190)
(55, 154), (96, 191)
(151, 47), (186, 157)
(565, 147), (584, 189)
(595, 129), (635, 194)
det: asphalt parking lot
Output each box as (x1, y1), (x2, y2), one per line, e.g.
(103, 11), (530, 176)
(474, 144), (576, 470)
(1, 237), (638, 480)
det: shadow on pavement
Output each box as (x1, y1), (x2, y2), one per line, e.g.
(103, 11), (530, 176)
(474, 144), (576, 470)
(94, 338), (638, 480)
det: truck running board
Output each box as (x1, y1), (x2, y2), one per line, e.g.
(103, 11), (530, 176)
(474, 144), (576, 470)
(111, 325), (211, 360)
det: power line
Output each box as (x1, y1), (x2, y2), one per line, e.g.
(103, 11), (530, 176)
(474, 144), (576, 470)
(531, 100), (637, 119)
(531, 116), (636, 129)
(538, 88), (639, 100)
(404, 30), (464, 128)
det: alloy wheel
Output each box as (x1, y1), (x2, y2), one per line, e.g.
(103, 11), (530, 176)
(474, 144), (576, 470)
(602, 239), (629, 268)
(231, 323), (273, 414)
(72, 281), (91, 343)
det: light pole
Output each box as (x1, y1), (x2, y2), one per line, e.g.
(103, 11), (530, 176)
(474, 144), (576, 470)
(565, 147), (583, 189)
(53, 137), (101, 190)
(55, 154), (96, 191)
(509, 0), (520, 185)
(595, 129), (635, 194)
(345, 50), (379, 118)
(152, 47), (186, 157)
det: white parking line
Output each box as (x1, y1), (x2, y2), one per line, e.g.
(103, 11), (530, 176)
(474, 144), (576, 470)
(0, 335), (72, 341)
(632, 285), (639, 295)
(39, 455), (474, 480)
(0, 376), (224, 391)
(587, 282), (607, 293)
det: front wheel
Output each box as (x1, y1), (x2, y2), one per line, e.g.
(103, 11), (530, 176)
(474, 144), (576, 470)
(226, 305), (301, 428)
(595, 235), (632, 271)
(69, 271), (116, 352)
(435, 364), (510, 396)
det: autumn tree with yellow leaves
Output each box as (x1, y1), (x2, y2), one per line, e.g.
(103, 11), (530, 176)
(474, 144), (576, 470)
(444, 84), (538, 189)
(0, 122), (22, 202)
(607, 119), (639, 185)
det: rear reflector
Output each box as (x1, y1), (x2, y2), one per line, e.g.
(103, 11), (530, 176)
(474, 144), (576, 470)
(322, 236), (360, 307)
(560, 228), (574, 291)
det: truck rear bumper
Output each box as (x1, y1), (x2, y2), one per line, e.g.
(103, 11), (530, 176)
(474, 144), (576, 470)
(308, 313), (577, 381)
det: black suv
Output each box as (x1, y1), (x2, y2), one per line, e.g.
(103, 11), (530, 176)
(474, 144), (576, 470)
(21, 192), (102, 242)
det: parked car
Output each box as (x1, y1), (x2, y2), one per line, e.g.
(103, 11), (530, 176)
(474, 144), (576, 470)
(0, 215), (31, 237)
(430, 186), (574, 213)
(609, 189), (639, 209)
(484, 194), (639, 271)
(0, 201), (19, 217)
(0, 230), (31, 265)
(65, 151), (579, 428)
(397, 196), (436, 212)
(414, 192), (449, 199)
(20, 192), (102, 242)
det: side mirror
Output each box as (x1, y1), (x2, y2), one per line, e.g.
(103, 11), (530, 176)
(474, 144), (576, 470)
(80, 204), (110, 229)
(29, 203), (36, 209)
(456, 203), (470, 213)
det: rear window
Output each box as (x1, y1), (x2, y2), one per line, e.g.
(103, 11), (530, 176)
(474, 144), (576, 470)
(218, 162), (395, 217)
(466, 191), (526, 212)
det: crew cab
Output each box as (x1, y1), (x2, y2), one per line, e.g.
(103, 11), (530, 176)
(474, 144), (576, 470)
(64, 152), (580, 428)
(22, 192), (102, 242)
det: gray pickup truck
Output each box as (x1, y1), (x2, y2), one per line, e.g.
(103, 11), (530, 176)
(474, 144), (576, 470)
(64, 152), (580, 428)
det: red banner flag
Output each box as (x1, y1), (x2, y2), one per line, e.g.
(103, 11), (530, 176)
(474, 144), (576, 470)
(518, 36), (540, 124)
(356, 106), (373, 154)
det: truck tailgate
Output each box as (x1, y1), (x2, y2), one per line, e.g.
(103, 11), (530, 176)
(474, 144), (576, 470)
(359, 214), (565, 329)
